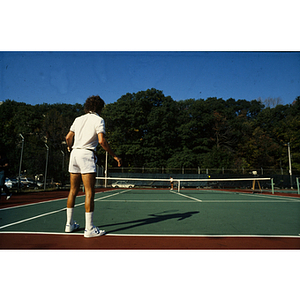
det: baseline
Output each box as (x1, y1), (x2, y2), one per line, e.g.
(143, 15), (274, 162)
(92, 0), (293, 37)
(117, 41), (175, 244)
(1, 231), (299, 238)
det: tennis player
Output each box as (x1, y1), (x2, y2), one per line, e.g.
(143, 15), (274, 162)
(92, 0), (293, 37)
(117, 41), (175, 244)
(65, 95), (122, 238)
(170, 176), (174, 190)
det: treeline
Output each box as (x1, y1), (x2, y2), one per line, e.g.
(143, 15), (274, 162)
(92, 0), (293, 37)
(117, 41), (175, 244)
(0, 88), (299, 181)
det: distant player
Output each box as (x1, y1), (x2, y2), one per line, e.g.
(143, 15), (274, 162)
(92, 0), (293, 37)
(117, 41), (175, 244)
(170, 176), (174, 190)
(65, 95), (122, 238)
(0, 152), (12, 200)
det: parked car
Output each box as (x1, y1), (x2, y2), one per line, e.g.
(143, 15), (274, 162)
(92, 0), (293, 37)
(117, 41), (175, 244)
(16, 177), (36, 188)
(5, 178), (19, 189)
(36, 181), (44, 188)
(111, 181), (135, 188)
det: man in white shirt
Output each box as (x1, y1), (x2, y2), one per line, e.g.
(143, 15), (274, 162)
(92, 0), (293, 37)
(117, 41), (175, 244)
(65, 95), (121, 238)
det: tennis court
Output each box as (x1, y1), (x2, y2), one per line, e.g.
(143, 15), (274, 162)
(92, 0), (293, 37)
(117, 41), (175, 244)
(0, 186), (299, 249)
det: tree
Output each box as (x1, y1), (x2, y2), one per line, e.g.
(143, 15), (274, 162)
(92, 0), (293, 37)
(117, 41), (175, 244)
(0, 100), (84, 181)
(102, 88), (179, 168)
(257, 96), (283, 108)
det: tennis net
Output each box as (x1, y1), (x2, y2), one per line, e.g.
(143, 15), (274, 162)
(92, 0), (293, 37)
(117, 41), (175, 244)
(95, 176), (274, 194)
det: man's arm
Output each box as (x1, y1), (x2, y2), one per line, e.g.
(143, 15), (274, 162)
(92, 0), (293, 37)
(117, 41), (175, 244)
(98, 133), (122, 167)
(65, 131), (75, 152)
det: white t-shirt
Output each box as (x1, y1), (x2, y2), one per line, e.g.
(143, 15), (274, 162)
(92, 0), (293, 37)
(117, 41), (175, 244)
(70, 112), (106, 151)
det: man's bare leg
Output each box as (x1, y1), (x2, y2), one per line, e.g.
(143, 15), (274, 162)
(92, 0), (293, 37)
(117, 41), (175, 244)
(65, 173), (81, 231)
(67, 173), (81, 208)
(81, 173), (99, 234)
(81, 173), (96, 212)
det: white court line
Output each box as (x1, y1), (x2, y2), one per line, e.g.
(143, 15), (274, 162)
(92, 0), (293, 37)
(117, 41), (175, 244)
(96, 199), (196, 202)
(0, 191), (124, 230)
(105, 190), (296, 203)
(0, 231), (299, 238)
(0, 190), (124, 211)
(171, 191), (202, 202)
(247, 194), (300, 202)
(94, 190), (131, 202)
(199, 189), (300, 202)
(0, 196), (74, 211)
(200, 200), (299, 203)
(106, 233), (300, 238)
(0, 207), (67, 230)
(178, 190), (300, 203)
(97, 189), (197, 202)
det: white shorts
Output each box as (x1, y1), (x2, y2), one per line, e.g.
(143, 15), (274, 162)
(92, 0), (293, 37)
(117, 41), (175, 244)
(68, 149), (97, 174)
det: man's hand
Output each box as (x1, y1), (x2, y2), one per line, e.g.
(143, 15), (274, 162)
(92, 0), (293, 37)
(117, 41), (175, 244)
(114, 156), (122, 167)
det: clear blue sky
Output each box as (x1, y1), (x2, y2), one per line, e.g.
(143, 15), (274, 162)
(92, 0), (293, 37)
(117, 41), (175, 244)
(1, 51), (299, 106)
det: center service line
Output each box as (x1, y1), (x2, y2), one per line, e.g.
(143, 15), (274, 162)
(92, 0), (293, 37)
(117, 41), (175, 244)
(170, 191), (202, 202)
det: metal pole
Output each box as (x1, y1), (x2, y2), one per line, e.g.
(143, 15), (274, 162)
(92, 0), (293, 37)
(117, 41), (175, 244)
(296, 177), (299, 195)
(61, 150), (64, 186)
(18, 134), (24, 191)
(271, 178), (274, 194)
(287, 142), (293, 188)
(44, 144), (49, 191)
(61, 150), (64, 171)
(105, 151), (108, 188)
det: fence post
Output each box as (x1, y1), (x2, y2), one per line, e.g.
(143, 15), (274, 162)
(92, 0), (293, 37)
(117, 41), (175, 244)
(18, 134), (24, 191)
(61, 150), (65, 186)
(105, 151), (108, 188)
(44, 144), (49, 191)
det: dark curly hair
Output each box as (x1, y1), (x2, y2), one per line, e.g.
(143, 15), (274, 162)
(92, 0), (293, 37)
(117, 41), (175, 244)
(84, 95), (105, 114)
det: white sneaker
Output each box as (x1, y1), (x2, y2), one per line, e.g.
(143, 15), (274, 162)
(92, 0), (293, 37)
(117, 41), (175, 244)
(84, 226), (106, 238)
(65, 221), (80, 233)
(6, 194), (12, 200)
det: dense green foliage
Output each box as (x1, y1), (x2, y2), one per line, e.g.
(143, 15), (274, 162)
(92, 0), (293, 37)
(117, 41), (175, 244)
(1, 88), (299, 181)
(0, 100), (84, 180)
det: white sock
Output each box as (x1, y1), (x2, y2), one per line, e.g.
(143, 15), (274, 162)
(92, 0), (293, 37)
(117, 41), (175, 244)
(66, 208), (74, 225)
(85, 212), (94, 231)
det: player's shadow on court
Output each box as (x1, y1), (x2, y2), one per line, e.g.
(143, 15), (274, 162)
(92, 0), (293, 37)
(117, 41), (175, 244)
(97, 211), (199, 234)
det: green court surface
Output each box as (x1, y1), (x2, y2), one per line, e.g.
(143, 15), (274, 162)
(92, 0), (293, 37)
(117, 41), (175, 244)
(1, 189), (299, 237)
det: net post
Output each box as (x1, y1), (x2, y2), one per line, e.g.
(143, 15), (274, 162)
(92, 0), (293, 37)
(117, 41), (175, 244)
(178, 180), (180, 193)
(271, 178), (274, 194)
(297, 177), (299, 195)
